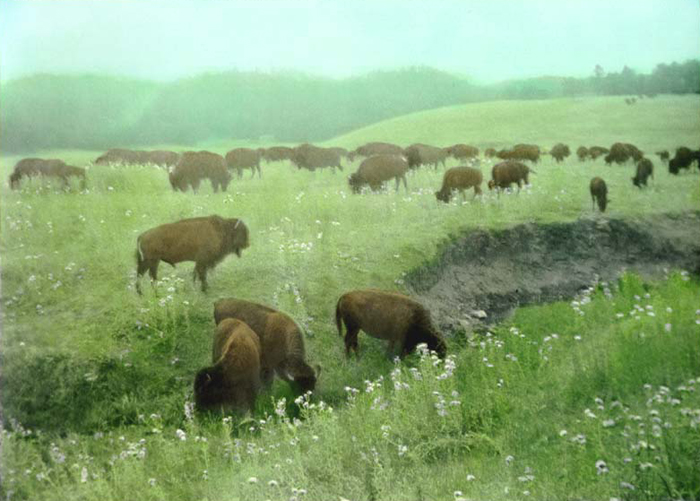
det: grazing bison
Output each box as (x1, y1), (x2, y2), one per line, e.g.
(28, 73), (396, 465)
(435, 167), (483, 202)
(590, 177), (608, 212)
(656, 150), (670, 163)
(213, 299), (320, 393)
(94, 148), (142, 166)
(668, 147), (699, 175)
(496, 144), (540, 163)
(146, 150), (180, 168)
(9, 158), (86, 190)
(604, 143), (643, 165)
(292, 144), (343, 172)
(632, 158), (654, 188)
(550, 143), (571, 163)
(588, 146), (609, 160)
(194, 318), (261, 413)
(328, 147), (349, 159)
(348, 142), (404, 161)
(484, 147), (497, 158)
(576, 146), (589, 161)
(404, 143), (448, 169)
(135, 215), (249, 293)
(348, 154), (409, 193)
(169, 151), (230, 193)
(335, 289), (446, 358)
(487, 161), (534, 192)
(225, 148), (262, 178)
(445, 144), (479, 161)
(262, 146), (295, 163)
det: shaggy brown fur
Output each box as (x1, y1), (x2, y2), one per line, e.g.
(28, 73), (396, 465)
(404, 143), (448, 169)
(604, 143), (643, 165)
(335, 289), (446, 358)
(590, 177), (608, 212)
(225, 148), (262, 178)
(496, 144), (541, 163)
(146, 150), (180, 167)
(550, 143), (571, 163)
(669, 147), (699, 175)
(261, 146), (295, 163)
(94, 148), (142, 166)
(292, 144), (343, 172)
(656, 150), (670, 163)
(484, 147), (497, 158)
(445, 144), (479, 161)
(632, 158), (654, 188)
(213, 299), (320, 393)
(576, 146), (589, 161)
(135, 215), (249, 293)
(487, 161), (534, 192)
(348, 154), (409, 193)
(9, 158), (86, 190)
(435, 167), (483, 202)
(169, 151), (230, 193)
(588, 146), (609, 160)
(348, 142), (404, 161)
(328, 147), (349, 158)
(194, 318), (261, 413)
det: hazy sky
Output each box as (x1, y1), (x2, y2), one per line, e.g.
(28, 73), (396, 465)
(1, 0), (699, 83)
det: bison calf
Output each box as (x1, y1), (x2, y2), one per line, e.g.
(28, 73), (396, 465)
(136, 215), (249, 293)
(435, 166), (483, 202)
(487, 161), (533, 193)
(632, 158), (654, 188)
(336, 289), (446, 358)
(214, 299), (320, 393)
(194, 318), (261, 413)
(349, 154), (409, 193)
(590, 177), (608, 212)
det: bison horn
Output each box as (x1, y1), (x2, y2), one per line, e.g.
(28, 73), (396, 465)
(234, 219), (241, 229)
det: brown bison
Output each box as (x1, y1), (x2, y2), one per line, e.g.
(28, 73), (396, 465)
(632, 158), (654, 188)
(550, 143), (571, 163)
(94, 148), (143, 166)
(656, 150), (670, 163)
(590, 177), (608, 212)
(335, 289), (446, 358)
(9, 158), (86, 190)
(348, 142), (404, 161)
(669, 147), (699, 175)
(445, 144), (479, 161)
(194, 318), (261, 413)
(348, 154), (409, 193)
(292, 144), (343, 172)
(225, 148), (262, 178)
(576, 146), (589, 161)
(262, 146), (295, 163)
(404, 143), (448, 169)
(213, 298), (320, 393)
(588, 146), (609, 160)
(435, 167), (483, 202)
(604, 143), (643, 165)
(487, 161), (534, 192)
(146, 150), (180, 168)
(496, 144), (541, 163)
(135, 215), (249, 293)
(484, 147), (497, 158)
(328, 147), (349, 158)
(169, 151), (230, 193)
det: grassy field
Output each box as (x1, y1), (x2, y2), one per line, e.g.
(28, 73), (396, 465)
(1, 94), (699, 500)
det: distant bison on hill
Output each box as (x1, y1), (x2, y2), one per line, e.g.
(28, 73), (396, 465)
(576, 146), (589, 161)
(9, 158), (86, 190)
(550, 143), (571, 163)
(135, 215), (249, 293)
(496, 144), (540, 163)
(147, 150), (180, 168)
(194, 318), (261, 413)
(225, 148), (262, 178)
(590, 177), (608, 212)
(335, 289), (446, 358)
(169, 151), (230, 193)
(656, 150), (670, 163)
(604, 142), (643, 165)
(292, 144), (343, 172)
(588, 146), (609, 160)
(348, 142), (404, 161)
(632, 158), (654, 188)
(404, 143), (448, 169)
(488, 161), (533, 192)
(669, 147), (700, 175)
(484, 147), (497, 158)
(435, 166), (483, 202)
(94, 149), (179, 167)
(348, 154), (409, 193)
(445, 144), (479, 161)
(261, 146), (295, 163)
(214, 298), (320, 393)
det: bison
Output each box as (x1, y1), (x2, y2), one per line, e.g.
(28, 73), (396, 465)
(292, 144), (343, 172)
(225, 148), (262, 178)
(487, 161), (534, 193)
(348, 154), (409, 193)
(335, 289), (446, 358)
(94, 148), (143, 166)
(668, 147), (699, 175)
(404, 143), (448, 169)
(348, 142), (404, 161)
(145, 150), (180, 168)
(9, 158), (86, 190)
(435, 167), (483, 202)
(135, 215), (249, 293)
(497, 144), (540, 163)
(632, 158), (654, 188)
(588, 146), (609, 160)
(169, 151), (230, 193)
(261, 146), (295, 163)
(484, 147), (497, 158)
(604, 143), (643, 165)
(576, 146), (589, 162)
(590, 177), (608, 212)
(444, 144), (479, 161)
(213, 298), (320, 393)
(550, 143), (571, 163)
(194, 318), (261, 413)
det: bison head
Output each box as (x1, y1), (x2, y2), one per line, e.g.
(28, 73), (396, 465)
(435, 189), (450, 203)
(348, 173), (363, 194)
(193, 366), (228, 410)
(487, 179), (496, 190)
(225, 218), (249, 257)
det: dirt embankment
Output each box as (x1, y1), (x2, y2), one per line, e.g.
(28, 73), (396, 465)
(406, 212), (700, 331)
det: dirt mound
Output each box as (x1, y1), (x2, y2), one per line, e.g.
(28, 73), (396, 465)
(406, 211), (700, 331)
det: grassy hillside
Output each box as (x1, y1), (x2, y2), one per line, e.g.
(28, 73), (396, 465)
(1, 95), (699, 500)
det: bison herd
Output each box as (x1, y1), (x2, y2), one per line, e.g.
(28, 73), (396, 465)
(6, 138), (700, 415)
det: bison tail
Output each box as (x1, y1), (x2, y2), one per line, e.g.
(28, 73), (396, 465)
(335, 298), (343, 337)
(136, 236), (145, 263)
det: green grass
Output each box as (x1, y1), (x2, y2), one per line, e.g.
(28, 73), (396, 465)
(1, 94), (699, 500)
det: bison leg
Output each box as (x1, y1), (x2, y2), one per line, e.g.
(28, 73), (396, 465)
(237, 168), (243, 180)
(194, 263), (208, 292)
(343, 321), (360, 357)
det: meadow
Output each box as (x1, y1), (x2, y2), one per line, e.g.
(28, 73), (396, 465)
(1, 95), (699, 500)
